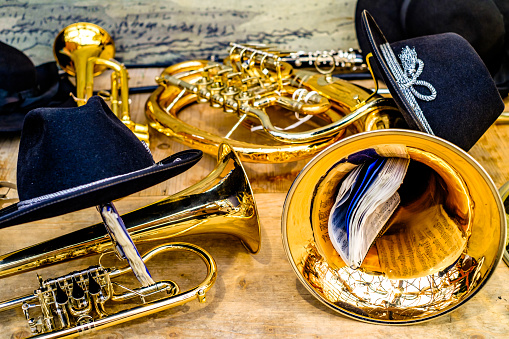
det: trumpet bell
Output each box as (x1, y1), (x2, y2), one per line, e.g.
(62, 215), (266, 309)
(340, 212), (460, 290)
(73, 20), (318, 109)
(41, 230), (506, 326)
(0, 143), (260, 278)
(282, 129), (506, 324)
(53, 22), (115, 77)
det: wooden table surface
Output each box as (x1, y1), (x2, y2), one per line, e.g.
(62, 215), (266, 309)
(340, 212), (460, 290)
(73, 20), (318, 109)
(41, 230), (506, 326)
(0, 69), (508, 338)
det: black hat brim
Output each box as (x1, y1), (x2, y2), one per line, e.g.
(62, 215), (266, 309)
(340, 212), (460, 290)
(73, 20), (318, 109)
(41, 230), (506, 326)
(0, 149), (202, 228)
(360, 10), (423, 132)
(361, 10), (505, 151)
(355, 0), (405, 59)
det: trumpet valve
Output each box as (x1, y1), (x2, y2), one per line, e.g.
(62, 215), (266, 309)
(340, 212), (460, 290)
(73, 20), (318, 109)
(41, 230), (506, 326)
(235, 90), (254, 112)
(22, 302), (42, 335)
(53, 283), (71, 329)
(196, 77), (213, 103)
(221, 86), (240, 113)
(88, 273), (109, 318)
(209, 81), (225, 108)
(68, 278), (92, 317)
(198, 87), (211, 103)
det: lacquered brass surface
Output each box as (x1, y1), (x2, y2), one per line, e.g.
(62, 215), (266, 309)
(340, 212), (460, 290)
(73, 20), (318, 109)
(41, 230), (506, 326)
(145, 44), (401, 163)
(0, 143), (260, 278)
(0, 242), (216, 338)
(0, 144), (259, 337)
(53, 22), (149, 144)
(500, 181), (509, 267)
(282, 129), (505, 324)
(53, 22), (114, 78)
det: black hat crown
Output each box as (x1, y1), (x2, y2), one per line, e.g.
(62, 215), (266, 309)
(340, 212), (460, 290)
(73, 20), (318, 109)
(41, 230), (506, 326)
(17, 96), (154, 201)
(0, 96), (202, 228)
(0, 41), (37, 93)
(361, 10), (505, 150)
(355, 0), (506, 75)
(0, 41), (76, 133)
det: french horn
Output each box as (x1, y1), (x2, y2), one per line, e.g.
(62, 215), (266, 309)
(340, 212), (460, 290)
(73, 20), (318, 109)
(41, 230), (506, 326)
(282, 129), (506, 324)
(53, 22), (150, 144)
(0, 143), (261, 336)
(146, 43), (402, 163)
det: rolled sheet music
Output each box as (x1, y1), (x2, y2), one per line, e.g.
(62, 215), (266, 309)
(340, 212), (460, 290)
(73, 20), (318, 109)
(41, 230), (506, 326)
(328, 157), (410, 269)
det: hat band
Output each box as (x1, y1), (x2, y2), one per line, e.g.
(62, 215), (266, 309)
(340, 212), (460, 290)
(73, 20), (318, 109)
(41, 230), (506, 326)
(17, 163), (163, 209)
(380, 43), (436, 134)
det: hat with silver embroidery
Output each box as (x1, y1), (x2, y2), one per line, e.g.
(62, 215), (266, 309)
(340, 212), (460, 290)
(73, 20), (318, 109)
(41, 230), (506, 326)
(355, 0), (506, 77)
(360, 10), (505, 151)
(0, 96), (202, 228)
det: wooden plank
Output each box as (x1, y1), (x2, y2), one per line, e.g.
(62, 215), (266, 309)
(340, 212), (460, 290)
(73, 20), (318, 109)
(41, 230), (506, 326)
(0, 69), (508, 337)
(0, 193), (508, 338)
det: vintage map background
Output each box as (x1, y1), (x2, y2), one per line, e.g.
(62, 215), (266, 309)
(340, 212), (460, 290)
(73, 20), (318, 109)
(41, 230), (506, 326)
(0, 0), (358, 66)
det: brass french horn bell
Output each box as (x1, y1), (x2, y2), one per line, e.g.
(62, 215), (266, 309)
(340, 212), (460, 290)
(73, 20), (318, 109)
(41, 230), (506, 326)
(146, 43), (403, 163)
(282, 129), (506, 324)
(53, 22), (150, 144)
(0, 143), (260, 337)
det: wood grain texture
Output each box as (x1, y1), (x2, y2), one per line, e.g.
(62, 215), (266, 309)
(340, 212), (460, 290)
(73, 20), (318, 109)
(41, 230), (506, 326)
(0, 0), (358, 66)
(0, 69), (508, 338)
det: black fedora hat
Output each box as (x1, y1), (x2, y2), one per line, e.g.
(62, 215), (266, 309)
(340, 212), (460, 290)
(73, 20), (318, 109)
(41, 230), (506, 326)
(0, 41), (76, 133)
(360, 10), (505, 151)
(0, 96), (202, 228)
(493, 0), (509, 94)
(355, 0), (506, 76)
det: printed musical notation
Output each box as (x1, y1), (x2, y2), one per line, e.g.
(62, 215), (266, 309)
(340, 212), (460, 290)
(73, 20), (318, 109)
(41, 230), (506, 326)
(0, 0), (358, 65)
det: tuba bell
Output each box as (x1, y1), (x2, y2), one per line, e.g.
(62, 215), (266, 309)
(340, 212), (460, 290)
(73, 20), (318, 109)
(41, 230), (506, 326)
(145, 43), (403, 163)
(282, 129), (506, 324)
(499, 181), (509, 267)
(53, 22), (150, 144)
(0, 143), (260, 336)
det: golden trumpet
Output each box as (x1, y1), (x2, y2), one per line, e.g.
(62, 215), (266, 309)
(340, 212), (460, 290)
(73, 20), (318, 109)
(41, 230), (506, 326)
(0, 143), (260, 337)
(146, 43), (402, 163)
(53, 22), (150, 145)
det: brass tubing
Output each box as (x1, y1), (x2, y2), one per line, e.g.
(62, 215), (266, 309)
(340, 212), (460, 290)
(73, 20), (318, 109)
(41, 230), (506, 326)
(252, 95), (331, 115)
(110, 71), (119, 116)
(71, 46), (101, 105)
(243, 97), (397, 143)
(5, 243), (217, 339)
(146, 57), (402, 163)
(88, 58), (131, 122)
(0, 294), (37, 312)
